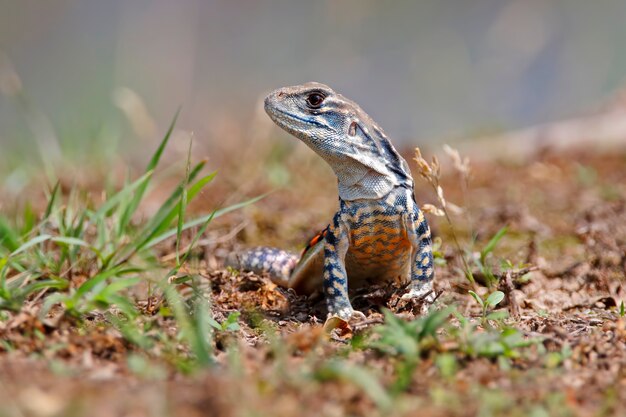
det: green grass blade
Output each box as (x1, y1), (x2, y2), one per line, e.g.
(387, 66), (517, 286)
(50, 236), (89, 247)
(143, 194), (266, 249)
(43, 181), (60, 220)
(107, 314), (153, 349)
(74, 266), (141, 301)
(160, 278), (213, 367)
(318, 361), (392, 411)
(96, 277), (141, 299)
(189, 287), (214, 365)
(19, 279), (69, 298)
(118, 109), (180, 232)
(94, 170), (154, 219)
(133, 172), (217, 253)
(176, 140), (193, 266)
(38, 293), (67, 319)
(140, 160), (207, 236)
(20, 203), (37, 236)
(481, 226), (508, 259)
(144, 108), (181, 177)
(10, 234), (51, 257)
(102, 294), (138, 317)
(0, 216), (20, 252)
(417, 306), (454, 340)
(178, 211), (215, 268)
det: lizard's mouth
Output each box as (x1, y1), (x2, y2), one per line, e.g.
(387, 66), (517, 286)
(265, 103), (329, 135)
(265, 107), (299, 136)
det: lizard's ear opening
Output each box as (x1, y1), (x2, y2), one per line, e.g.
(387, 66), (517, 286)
(348, 121), (358, 137)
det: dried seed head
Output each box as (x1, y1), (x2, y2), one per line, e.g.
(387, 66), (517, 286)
(443, 144), (471, 177)
(446, 201), (465, 215)
(431, 155), (441, 178)
(436, 185), (446, 208)
(422, 203), (445, 217)
(413, 147), (432, 178)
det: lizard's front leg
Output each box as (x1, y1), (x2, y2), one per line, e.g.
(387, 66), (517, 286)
(403, 205), (436, 303)
(323, 212), (360, 321)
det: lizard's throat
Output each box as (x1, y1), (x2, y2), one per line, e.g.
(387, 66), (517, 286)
(326, 155), (399, 201)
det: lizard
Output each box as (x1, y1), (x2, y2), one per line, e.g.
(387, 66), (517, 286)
(227, 82), (435, 324)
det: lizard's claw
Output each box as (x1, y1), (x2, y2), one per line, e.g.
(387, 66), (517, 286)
(402, 282), (435, 300)
(349, 310), (368, 322)
(323, 310), (367, 333)
(401, 282), (436, 315)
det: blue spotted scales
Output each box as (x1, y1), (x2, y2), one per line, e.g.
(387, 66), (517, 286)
(227, 82), (435, 323)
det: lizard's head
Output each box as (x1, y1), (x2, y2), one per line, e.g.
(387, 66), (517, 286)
(264, 82), (344, 144)
(264, 82), (413, 200)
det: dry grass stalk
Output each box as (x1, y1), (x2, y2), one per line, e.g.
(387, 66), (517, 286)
(414, 147), (475, 285)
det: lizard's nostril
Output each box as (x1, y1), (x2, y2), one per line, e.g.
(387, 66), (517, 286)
(277, 92), (286, 98)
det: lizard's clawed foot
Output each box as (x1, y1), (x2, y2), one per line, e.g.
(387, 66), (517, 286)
(323, 309), (367, 333)
(401, 282), (436, 314)
(402, 282), (435, 301)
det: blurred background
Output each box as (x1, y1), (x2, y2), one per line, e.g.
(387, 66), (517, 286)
(1, 0), (626, 174)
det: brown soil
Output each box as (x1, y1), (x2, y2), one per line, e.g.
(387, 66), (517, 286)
(1, 146), (626, 417)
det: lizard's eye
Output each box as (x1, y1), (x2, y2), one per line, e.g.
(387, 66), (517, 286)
(306, 93), (325, 108)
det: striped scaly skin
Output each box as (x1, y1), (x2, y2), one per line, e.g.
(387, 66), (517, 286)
(227, 82), (435, 323)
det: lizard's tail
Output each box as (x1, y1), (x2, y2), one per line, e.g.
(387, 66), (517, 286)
(225, 247), (299, 287)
